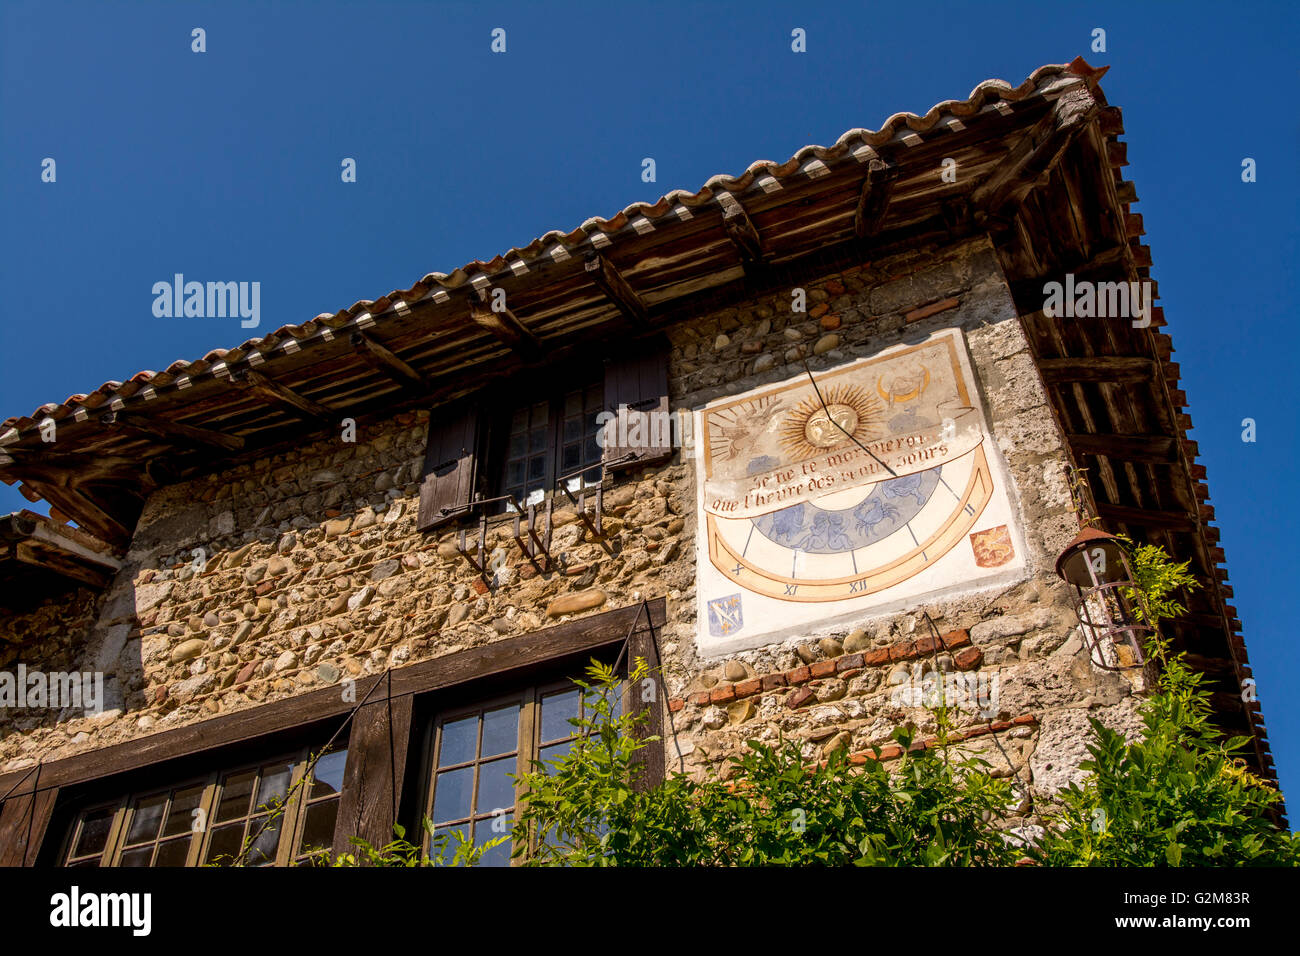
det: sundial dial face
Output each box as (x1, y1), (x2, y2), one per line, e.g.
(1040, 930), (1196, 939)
(694, 330), (1025, 654)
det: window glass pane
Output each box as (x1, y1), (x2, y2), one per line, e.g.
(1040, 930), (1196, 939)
(531, 402), (548, 425)
(217, 770), (255, 822)
(298, 801), (338, 857)
(508, 433), (526, 458)
(476, 757), (515, 815)
(480, 705), (518, 758)
(439, 716), (478, 767)
(562, 443), (580, 471)
(163, 785), (205, 838)
(309, 750), (348, 799)
(126, 794), (166, 845)
(73, 806), (116, 858)
(119, 846), (153, 867)
(67, 858), (101, 868)
(527, 455), (547, 480)
(433, 766), (474, 824)
(430, 823), (468, 865)
(205, 823), (245, 865)
(246, 816), (281, 866)
(564, 390), (583, 416)
(475, 815), (512, 867)
(541, 689), (581, 742)
(540, 739), (574, 765)
(256, 761), (293, 814)
(154, 837), (191, 867)
(529, 427), (548, 454)
(563, 416), (581, 442)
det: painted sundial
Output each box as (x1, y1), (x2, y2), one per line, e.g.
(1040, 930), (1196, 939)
(693, 329), (1025, 653)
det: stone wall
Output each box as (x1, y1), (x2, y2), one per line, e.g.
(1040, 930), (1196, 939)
(0, 234), (1144, 830)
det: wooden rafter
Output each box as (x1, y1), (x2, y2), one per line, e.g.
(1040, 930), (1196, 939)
(352, 332), (429, 392)
(103, 410), (245, 453)
(973, 86), (1098, 227)
(469, 290), (541, 359)
(233, 368), (336, 424)
(584, 254), (646, 326)
(853, 158), (898, 238)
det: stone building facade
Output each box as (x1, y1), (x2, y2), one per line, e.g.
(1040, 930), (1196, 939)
(0, 59), (1273, 865)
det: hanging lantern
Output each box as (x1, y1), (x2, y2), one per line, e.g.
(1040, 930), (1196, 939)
(1055, 528), (1151, 670)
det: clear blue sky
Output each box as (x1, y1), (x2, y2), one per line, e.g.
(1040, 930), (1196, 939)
(2, 1), (1297, 803)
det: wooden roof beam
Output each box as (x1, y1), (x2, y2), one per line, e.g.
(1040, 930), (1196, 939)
(352, 332), (430, 393)
(1066, 432), (1179, 463)
(974, 86), (1098, 227)
(469, 290), (541, 360)
(232, 368), (336, 425)
(584, 254), (646, 326)
(1097, 501), (1198, 532)
(853, 158), (899, 238)
(18, 479), (132, 549)
(102, 410), (245, 453)
(1038, 356), (1157, 385)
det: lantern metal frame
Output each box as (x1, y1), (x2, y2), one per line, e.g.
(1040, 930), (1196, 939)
(1055, 527), (1153, 672)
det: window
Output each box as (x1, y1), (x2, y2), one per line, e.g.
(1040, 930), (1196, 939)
(56, 745), (347, 867)
(423, 675), (622, 866)
(416, 340), (671, 533)
(498, 381), (605, 510)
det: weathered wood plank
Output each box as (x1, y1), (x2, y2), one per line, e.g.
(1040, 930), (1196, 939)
(0, 771), (58, 866)
(333, 691), (414, 860)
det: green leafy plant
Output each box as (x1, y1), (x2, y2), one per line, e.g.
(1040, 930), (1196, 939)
(325, 819), (505, 867)
(511, 657), (1022, 866)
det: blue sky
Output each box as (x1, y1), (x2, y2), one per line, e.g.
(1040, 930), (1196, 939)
(2, 1), (1297, 803)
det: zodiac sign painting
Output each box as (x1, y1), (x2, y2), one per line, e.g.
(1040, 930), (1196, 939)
(693, 329), (1026, 653)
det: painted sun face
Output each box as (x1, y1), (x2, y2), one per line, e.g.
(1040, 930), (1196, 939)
(779, 384), (883, 461)
(804, 404), (860, 448)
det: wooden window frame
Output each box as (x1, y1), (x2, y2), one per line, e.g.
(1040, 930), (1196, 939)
(417, 661), (629, 867)
(484, 372), (605, 516)
(4, 601), (666, 867)
(51, 743), (345, 868)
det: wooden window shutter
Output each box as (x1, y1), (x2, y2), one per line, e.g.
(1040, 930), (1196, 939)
(603, 338), (672, 473)
(417, 403), (481, 531)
